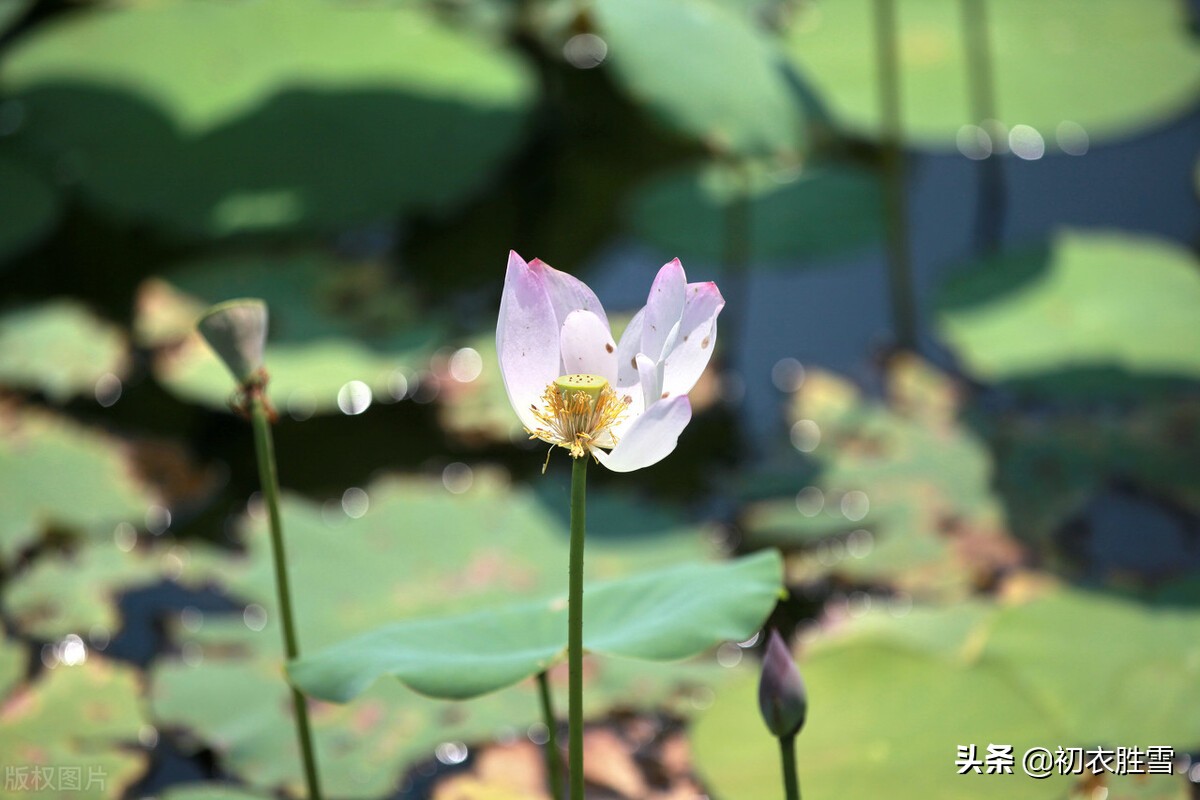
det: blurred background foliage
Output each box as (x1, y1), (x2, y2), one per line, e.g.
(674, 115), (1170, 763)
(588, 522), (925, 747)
(0, 0), (1198, 798)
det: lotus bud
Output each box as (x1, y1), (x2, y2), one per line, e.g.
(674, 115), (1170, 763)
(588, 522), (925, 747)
(758, 629), (807, 738)
(197, 299), (268, 384)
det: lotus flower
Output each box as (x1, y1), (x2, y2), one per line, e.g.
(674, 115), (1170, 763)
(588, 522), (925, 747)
(497, 251), (723, 472)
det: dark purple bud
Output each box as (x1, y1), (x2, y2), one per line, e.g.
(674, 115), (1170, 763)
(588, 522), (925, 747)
(758, 629), (807, 738)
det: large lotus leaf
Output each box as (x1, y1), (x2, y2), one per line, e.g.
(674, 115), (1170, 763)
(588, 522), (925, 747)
(0, 659), (147, 798)
(934, 231), (1200, 397)
(4, 537), (175, 642)
(594, 0), (805, 157)
(135, 253), (441, 413)
(154, 473), (729, 793)
(0, 404), (158, 564)
(742, 361), (1016, 598)
(177, 471), (716, 653)
(693, 585), (1200, 799)
(785, 0), (1200, 147)
(0, 300), (127, 402)
(0, 643), (25, 696)
(0, 153), (59, 267)
(289, 551), (782, 702)
(162, 788), (269, 800)
(984, 397), (1200, 548)
(155, 649), (720, 798)
(627, 160), (883, 263)
(1, 0), (534, 237)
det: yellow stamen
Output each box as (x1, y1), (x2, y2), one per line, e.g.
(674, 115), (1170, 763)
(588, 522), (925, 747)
(528, 374), (629, 462)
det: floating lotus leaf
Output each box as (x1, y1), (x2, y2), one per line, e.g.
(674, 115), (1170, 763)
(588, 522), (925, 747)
(0, 643), (25, 696)
(152, 473), (729, 793)
(693, 585), (1200, 798)
(4, 536), (177, 642)
(594, 0), (805, 157)
(984, 397), (1200, 549)
(627, 161), (883, 264)
(0, 153), (59, 268)
(177, 471), (716, 652)
(0, 299), (127, 402)
(785, 0), (1200, 147)
(155, 650), (719, 798)
(934, 231), (1200, 397)
(151, 472), (734, 791)
(742, 359), (1017, 598)
(0, 404), (158, 564)
(289, 551), (782, 702)
(0, 659), (147, 798)
(1, 0), (534, 237)
(161, 788), (270, 800)
(135, 253), (442, 413)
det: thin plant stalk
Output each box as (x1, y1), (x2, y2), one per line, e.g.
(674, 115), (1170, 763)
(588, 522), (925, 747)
(871, 0), (918, 351)
(537, 671), (565, 800)
(567, 456), (588, 800)
(779, 733), (801, 800)
(959, 0), (1006, 253)
(250, 394), (323, 800)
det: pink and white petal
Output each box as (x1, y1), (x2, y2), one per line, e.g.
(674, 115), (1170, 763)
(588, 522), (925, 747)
(559, 310), (618, 383)
(532, 258), (609, 330)
(640, 259), (687, 362)
(497, 251), (560, 430)
(635, 353), (663, 410)
(660, 282), (724, 397)
(615, 307), (646, 389)
(678, 281), (725, 340)
(661, 317), (719, 398)
(592, 395), (692, 473)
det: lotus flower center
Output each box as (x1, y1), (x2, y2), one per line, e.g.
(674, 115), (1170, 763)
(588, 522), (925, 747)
(528, 374), (629, 462)
(553, 373), (609, 405)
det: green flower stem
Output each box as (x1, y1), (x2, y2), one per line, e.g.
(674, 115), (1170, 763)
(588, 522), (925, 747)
(537, 671), (565, 800)
(567, 455), (588, 800)
(779, 733), (801, 800)
(872, 0), (918, 350)
(250, 395), (323, 800)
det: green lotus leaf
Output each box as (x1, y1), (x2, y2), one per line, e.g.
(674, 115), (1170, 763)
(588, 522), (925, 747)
(5, 537), (175, 642)
(983, 397), (1200, 549)
(176, 471), (718, 652)
(693, 585), (1200, 798)
(628, 160), (884, 264)
(785, 0), (1200, 147)
(0, 299), (127, 402)
(161, 788), (270, 800)
(135, 253), (442, 413)
(0, 405), (158, 564)
(0, 643), (25, 697)
(742, 360), (1015, 598)
(150, 472), (732, 793)
(934, 231), (1200, 397)
(2, 0), (535, 236)
(154, 649), (719, 798)
(0, 659), (147, 798)
(289, 551), (782, 702)
(595, 0), (805, 157)
(0, 153), (59, 268)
